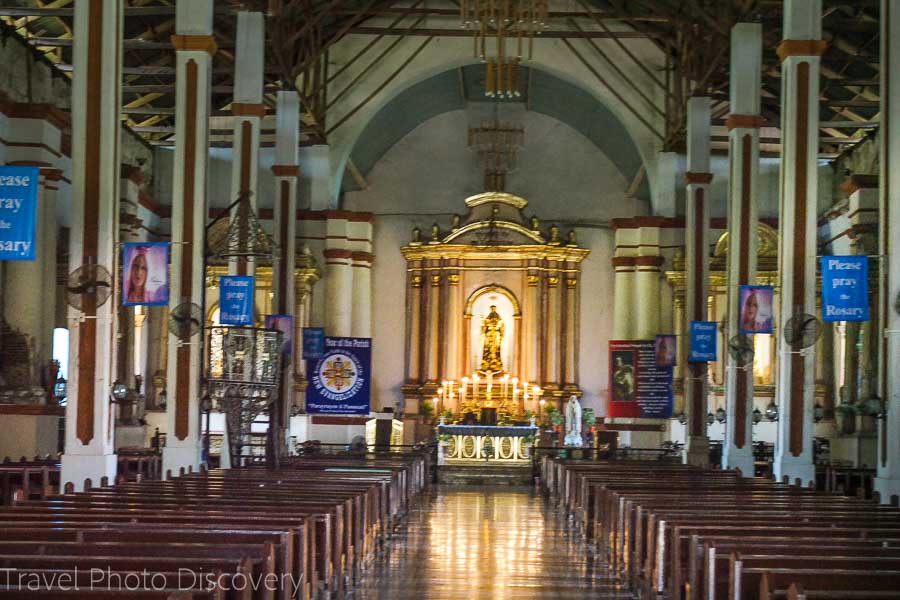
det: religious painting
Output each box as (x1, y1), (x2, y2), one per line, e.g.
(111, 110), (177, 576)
(610, 349), (636, 402)
(608, 340), (673, 419)
(122, 242), (169, 306)
(738, 285), (774, 334)
(654, 334), (676, 367)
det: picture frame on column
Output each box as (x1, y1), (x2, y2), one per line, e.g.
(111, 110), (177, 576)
(738, 285), (774, 334)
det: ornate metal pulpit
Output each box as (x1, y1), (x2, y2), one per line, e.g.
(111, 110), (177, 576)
(206, 325), (283, 466)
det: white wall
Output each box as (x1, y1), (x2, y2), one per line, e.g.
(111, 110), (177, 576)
(344, 109), (630, 414)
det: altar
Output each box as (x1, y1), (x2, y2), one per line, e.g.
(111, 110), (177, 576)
(400, 191), (589, 429)
(437, 424), (538, 465)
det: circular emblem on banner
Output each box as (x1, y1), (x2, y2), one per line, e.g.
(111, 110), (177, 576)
(315, 350), (364, 400)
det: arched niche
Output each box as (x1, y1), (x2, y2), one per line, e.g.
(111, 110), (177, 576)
(464, 285), (520, 376)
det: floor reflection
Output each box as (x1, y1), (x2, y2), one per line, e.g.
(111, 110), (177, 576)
(354, 486), (635, 599)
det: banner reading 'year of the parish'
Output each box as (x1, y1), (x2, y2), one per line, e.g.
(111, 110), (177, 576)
(306, 337), (372, 415)
(607, 340), (673, 419)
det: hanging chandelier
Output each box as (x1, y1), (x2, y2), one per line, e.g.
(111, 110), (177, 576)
(468, 119), (524, 191)
(461, 0), (549, 97)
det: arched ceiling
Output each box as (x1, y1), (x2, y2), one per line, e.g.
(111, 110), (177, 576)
(343, 63), (649, 199)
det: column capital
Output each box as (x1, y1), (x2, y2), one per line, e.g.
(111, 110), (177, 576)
(777, 39), (827, 61)
(272, 164), (300, 177)
(684, 172), (713, 185)
(634, 256), (665, 268)
(725, 114), (766, 130)
(612, 256), (637, 268)
(323, 249), (353, 261)
(171, 34), (218, 55)
(231, 102), (267, 118)
(840, 174), (879, 196)
(350, 251), (375, 263)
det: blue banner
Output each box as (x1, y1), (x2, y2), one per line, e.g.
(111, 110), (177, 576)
(0, 166), (39, 260)
(219, 275), (254, 325)
(821, 256), (869, 322)
(307, 337), (372, 415)
(302, 327), (325, 360)
(689, 321), (718, 362)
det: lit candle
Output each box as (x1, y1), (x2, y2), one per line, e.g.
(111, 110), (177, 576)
(523, 382), (529, 404)
(461, 377), (469, 403)
(473, 374), (479, 400)
(512, 377), (518, 399)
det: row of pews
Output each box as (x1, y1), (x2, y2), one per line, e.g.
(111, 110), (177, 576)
(0, 450), (428, 599)
(0, 456), (60, 506)
(542, 458), (900, 600)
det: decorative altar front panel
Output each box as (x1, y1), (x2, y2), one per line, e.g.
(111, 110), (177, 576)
(438, 424), (538, 465)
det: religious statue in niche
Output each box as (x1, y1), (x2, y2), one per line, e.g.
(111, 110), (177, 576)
(479, 305), (505, 373)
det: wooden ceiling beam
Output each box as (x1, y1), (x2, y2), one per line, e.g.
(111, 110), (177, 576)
(346, 26), (655, 38)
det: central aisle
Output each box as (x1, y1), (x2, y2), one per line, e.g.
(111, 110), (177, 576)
(355, 486), (635, 599)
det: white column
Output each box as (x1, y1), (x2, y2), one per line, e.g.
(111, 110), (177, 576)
(324, 249), (353, 336)
(875, 0), (900, 503)
(634, 256), (663, 339)
(4, 173), (57, 376)
(773, 0), (823, 487)
(351, 252), (373, 338)
(163, 0), (215, 477)
(722, 23), (763, 476)
(228, 10), (265, 278)
(272, 90), (300, 437)
(683, 97), (713, 467)
(612, 257), (635, 340)
(62, 0), (123, 490)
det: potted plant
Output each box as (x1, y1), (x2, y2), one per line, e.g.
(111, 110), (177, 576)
(550, 408), (565, 430)
(583, 408), (596, 429)
(523, 409), (536, 426)
(420, 398), (435, 422)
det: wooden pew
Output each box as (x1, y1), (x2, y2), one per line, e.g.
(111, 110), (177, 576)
(540, 458), (900, 600)
(757, 570), (900, 600)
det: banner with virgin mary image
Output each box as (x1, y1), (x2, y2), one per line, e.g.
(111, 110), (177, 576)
(738, 285), (774, 334)
(122, 242), (169, 306)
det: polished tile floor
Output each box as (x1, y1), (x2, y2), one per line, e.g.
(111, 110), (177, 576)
(355, 486), (635, 599)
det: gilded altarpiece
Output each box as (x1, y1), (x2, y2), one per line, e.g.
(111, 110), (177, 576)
(401, 192), (588, 419)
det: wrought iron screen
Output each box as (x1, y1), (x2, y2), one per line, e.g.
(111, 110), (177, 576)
(206, 326), (283, 465)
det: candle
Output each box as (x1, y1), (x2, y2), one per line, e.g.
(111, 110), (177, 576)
(512, 377), (518, 399)
(461, 377), (469, 403)
(473, 374), (479, 400)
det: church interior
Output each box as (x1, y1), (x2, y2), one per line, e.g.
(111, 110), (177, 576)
(1, 0), (900, 597)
